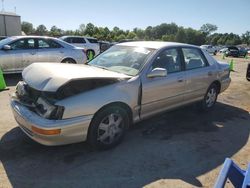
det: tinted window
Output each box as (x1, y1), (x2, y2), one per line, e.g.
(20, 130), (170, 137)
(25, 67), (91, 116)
(228, 47), (238, 51)
(182, 48), (207, 70)
(87, 38), (98, 43)
(10, 39), (35, 50)
(152, 48), (181, 74)
(71, 37), (86, 44)
(38, 39), (62, 49)
(63, 37), (71, 43)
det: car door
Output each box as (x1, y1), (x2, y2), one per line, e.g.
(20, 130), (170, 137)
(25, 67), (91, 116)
(36, 38), (64, 62)
(182, 47), (216, 103)
(140, 48), (186, 119)
(0, 38), (37, 72)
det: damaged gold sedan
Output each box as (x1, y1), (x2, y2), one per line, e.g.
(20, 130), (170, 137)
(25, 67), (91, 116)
(10, 41), (231, 149)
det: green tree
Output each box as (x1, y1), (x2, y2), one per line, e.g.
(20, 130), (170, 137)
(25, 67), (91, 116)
(79, 24), (85, 35)
(50, 26), (63, 37)
(161, 34), (175, 41)
(145, 26), (153, 40)
(200, 23), (218, 36)
(35, 25), (48, 35)
(175, 28), (186, 43)
(242, 31), (250, 45)
(21, 21), (34, 35)
(133, 28), (145, 39)
(127, 32), (136, 39)
(84, 23), (95, 36)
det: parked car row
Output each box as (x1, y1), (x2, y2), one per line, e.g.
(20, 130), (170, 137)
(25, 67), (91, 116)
(200, 45), (217, 55)
(223, 46), (248, 57)
(10, 41), (231, 149)
(200, 44), (249, 58)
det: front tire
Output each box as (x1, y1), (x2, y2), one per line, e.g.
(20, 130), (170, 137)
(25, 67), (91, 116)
(87, 106), (129, 150)
(201, 84), (218, 110)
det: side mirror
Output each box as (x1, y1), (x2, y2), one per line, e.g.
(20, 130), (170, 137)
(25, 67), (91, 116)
(147, 68), (167, 78)
(2, 45), (11, 51)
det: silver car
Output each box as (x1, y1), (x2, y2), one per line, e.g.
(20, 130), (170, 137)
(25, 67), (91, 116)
(10, 41), (231, 149)
(0, 36), (87, 74)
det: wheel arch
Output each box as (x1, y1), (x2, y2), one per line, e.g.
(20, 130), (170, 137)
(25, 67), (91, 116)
(91, 102), (133, 128)
(211, 80), (221, 93)
(61, 57), (77, 64)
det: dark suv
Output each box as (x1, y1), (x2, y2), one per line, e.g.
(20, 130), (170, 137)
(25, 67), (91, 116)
(225, 46), (247, 57)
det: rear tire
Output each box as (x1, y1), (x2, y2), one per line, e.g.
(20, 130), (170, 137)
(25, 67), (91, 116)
(61, 58), (76, 64)
(87, 106), (129, 150)
(201, 84), (218, 111)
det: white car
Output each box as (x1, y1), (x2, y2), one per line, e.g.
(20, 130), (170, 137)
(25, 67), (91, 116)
(200, 45), (217, 55)
(0, 36), (87, 74)
(60, 36), (100, 60)
(219, 48), (228, 53)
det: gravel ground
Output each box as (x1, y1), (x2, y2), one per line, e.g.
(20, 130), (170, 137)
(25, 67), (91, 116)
(0, 55), (249, 188)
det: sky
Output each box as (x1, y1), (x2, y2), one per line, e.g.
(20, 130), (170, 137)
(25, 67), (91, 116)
(1, 0), (250, 35)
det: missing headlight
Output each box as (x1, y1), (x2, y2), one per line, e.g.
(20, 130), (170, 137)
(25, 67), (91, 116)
(36, 97), (64, 119)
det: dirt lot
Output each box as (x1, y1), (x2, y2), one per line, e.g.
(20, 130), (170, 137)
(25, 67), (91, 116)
(0, 55), (250, 188)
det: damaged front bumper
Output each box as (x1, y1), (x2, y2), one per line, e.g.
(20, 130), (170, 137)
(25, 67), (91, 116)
(10, 98), (93, 146)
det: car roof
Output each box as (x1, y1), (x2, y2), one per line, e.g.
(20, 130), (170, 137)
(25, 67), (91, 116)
(117, 41), (198, 50)
(7, 36), (57, 40)
(61, 36), (97, 39)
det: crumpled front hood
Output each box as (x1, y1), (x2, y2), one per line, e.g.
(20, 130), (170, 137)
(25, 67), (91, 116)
(22, 63), (131, 92)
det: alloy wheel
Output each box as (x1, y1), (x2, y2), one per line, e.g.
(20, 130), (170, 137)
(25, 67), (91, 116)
(97, 113), (124, 145)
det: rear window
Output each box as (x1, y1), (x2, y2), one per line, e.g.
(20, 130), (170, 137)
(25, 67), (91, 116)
(87, 38), (98, 43)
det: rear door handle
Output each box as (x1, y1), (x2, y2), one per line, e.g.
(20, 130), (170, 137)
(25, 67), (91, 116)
(30, 52), (36, 55)
(208, 71), (213, 76)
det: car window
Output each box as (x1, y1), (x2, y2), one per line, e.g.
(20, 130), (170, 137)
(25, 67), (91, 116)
(87, 38), (98, 43)
(152, 48), (181, 74)
(228, 47), (238, 51)
(9, 38), (35, 50)
(71, 37), (86, 44)
(182, 48), (207, 70)
(38, 39), (62, 49)
(63, 37), (71, 43)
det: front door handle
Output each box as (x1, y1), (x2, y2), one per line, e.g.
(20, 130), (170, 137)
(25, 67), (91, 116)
(177, 77), (184, 82)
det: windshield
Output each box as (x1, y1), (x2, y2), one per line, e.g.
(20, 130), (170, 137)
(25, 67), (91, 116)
(88, 45), (154, 76)
(0, 37), (14, 47)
